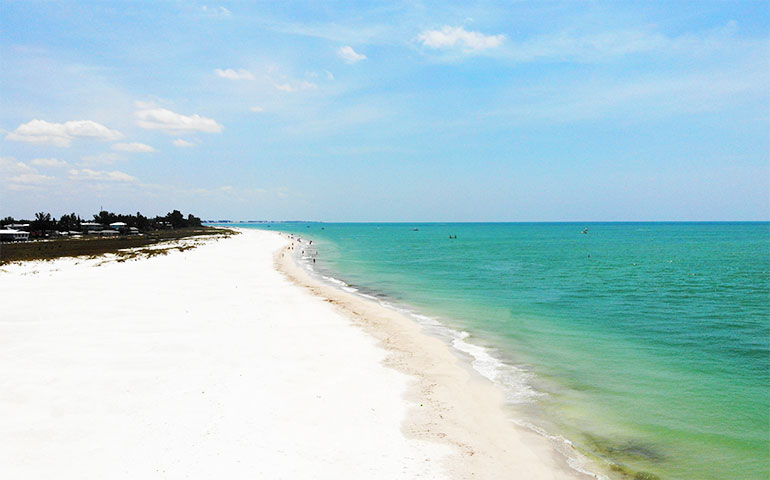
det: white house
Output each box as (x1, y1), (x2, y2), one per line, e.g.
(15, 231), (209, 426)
(81, 222), (103, 233)
(0, 229), (30, 242)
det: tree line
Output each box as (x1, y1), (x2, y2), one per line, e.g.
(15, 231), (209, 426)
(1, 210), (202, 236)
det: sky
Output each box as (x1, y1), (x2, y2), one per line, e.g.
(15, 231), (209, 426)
(1, 1), (768, 221)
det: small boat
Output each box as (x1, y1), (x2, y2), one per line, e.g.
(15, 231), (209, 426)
(412, 228), (419, 231)
(582, 228), (589, 234)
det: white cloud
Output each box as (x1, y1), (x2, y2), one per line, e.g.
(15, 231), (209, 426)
(273, 80), (317, 92)
(135, 106), (223, 134)
(112, 142), (156, 152)
(8, 173), (54, 184)
(80, 152), (121, 165)
(199, 5), (231, 17)
(338, 46), (367, 63)
(0, 157), (54, 187)
(68, 168), (137, 182)
(215, 68), (256, 80)
(274, 83), (296, 92)
(173, 139), (197, 148)
(418, 26), (505, 52)
(5, 119), (122, 147)
(0, 157), (33, 174)
(31, 157), (67, 167)
(250, 106), (265, 113)
(261, 67), (326, 94)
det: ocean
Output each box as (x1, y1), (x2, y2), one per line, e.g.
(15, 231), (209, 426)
(230, 222), (769, 480)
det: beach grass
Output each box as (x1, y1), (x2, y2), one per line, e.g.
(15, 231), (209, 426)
(0, 227), (236, 264)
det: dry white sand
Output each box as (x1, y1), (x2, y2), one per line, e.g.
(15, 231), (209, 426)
(0, 228), (582, 479)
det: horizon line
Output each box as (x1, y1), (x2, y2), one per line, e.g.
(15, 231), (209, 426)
(204, 220), (770, 224)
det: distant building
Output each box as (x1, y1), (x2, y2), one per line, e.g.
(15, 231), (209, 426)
(6, 223), (30, 231)
(109, 222), (128, 230)
(81, 222), (104, 233)
(0, 229), (30, 242)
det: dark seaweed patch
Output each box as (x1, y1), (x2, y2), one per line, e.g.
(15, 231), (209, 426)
(584, 433), (665, 462)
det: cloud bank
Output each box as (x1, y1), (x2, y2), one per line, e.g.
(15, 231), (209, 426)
(173, 139), (197, 148)
(8, 173), (54, 185)
(199, 5), (231, 18)
(338, 46), (367, 63)
(6, 119), (122, 147)
(135, 106), (223, 134)
(31, 158), (68, 167)
(0, 157), (33, 174)
(112, 142), (156, 152)
(68, 168), (137, 182)
(418, 26), (505, 52)
(1, 157), (55, 189)
(215, 68), (256, 80)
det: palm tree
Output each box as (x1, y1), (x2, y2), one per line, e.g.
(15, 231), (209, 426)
(32, 212), (53, 236)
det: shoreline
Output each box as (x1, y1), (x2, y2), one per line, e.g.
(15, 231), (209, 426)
(0, 228), (452, 478)
(275, 230), (590, 479)
(1, 227), (589, 479)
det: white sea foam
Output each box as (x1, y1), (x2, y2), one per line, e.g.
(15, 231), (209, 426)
(294, 250), (604, 480)
(407, 312), (443, 327)
(382, 303), (602, 479)
(289, 234), (606, 480)
(322, 275), (347, 286)
(312, 265), (543, 406)
(316, 273), (359, 293)
(516, 422), (608, 480)
(568, 457), (609, 480)
(449, 332), (542, 404)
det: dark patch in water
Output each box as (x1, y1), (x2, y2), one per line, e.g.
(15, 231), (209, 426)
(564, 379), (604, 393)
(633, 472), (661, 480)
(621, 442), (664, 462)
(584, 433), (665, 462)
(609, 463), (662, 480)
(583, 434), (665, 479)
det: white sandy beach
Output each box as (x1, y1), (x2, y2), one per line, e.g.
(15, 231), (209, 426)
(0, 229), (581, 479)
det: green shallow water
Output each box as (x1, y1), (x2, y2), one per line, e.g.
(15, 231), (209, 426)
(232, 222), (769, 480)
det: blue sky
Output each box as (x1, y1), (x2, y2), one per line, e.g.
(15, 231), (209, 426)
(1, 1), (768, 221)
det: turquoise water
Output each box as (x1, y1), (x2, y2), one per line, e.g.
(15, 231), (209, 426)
(233, 222), (769, 479)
